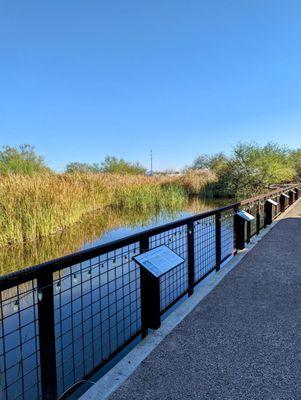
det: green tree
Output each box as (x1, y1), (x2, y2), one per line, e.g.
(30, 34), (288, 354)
(191, 143), (296, 197)
(217, 142), (295, 197)
(0, 144), (51, 175)
(190, 154), (211, 170)
(207, 153), (228, 172)
(100, 156), (146, 174)
(66, 162), (101, 174)
(190, 153), (228, 171)
(289, 149), (301, 179)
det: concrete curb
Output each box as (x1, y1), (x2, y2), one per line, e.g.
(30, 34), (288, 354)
(79, 199), (301, 400)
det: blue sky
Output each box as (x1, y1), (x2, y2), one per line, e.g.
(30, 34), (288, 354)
(1, 1), (301, 171)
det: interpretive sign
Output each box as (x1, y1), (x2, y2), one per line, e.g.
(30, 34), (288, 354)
(281, 193), (289, 198)
(133, 245), (184, 278)
(267, 198), (278, 206)
(236, 210), (255, 222)
(135, 245), (185, 331)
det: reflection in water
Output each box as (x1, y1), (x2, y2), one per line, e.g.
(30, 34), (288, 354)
(0, 196), (229, 275)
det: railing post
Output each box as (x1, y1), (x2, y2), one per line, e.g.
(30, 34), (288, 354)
(139, 236), (151, 338)
(187, 220), (195, 296)
(215, 212), (221, 271)
(256, 201), (261, 235)
(37, 271), (57, 400)
(246, 207), (251, 243)
(233, 205), (239, 254)
(289, 190), (294, 206)
(140, 236), (149, 254)
(295, 188), (299, 200)
(263, 197), (267, 227)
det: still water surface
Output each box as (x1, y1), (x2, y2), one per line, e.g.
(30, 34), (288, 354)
(0, 197), (230, 275)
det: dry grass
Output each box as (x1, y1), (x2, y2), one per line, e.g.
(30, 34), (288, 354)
(177, 169), (217, 194)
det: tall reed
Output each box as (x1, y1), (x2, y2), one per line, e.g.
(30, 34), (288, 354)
(0, 172), (214, 247)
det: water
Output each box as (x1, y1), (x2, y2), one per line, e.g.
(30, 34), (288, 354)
(0, 196), (230, 276)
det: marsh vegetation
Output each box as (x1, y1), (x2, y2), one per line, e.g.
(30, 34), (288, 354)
(0, 170), (215, 247)
(0, 142), (300, 273)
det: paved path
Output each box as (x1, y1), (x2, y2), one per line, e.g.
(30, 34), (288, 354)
(110, 200), (301, 400)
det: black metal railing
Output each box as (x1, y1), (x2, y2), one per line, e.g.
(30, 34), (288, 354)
(0, 185), (300, 400)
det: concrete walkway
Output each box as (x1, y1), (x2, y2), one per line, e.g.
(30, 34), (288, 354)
(109, 200), (301, 400)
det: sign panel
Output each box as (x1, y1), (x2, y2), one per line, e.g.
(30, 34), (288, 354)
(133, 245), (184, 278)
(281, 193), (289, 198)
(267, 198), (278, 206)
(236, 210), (255, 222)
(291, 190), (297, 194)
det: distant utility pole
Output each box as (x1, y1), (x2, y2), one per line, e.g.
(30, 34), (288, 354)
(150, 150), (153, 176)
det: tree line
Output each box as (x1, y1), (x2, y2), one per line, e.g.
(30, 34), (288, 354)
(0, 145), (146, 175)
(0, 142), (300, 197)
(188, 142), (301, 197)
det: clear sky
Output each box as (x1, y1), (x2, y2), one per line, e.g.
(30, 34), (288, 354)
(1, 1), (301, 171)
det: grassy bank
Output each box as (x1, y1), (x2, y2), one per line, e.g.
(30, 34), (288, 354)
(0, 171), (215, 247)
